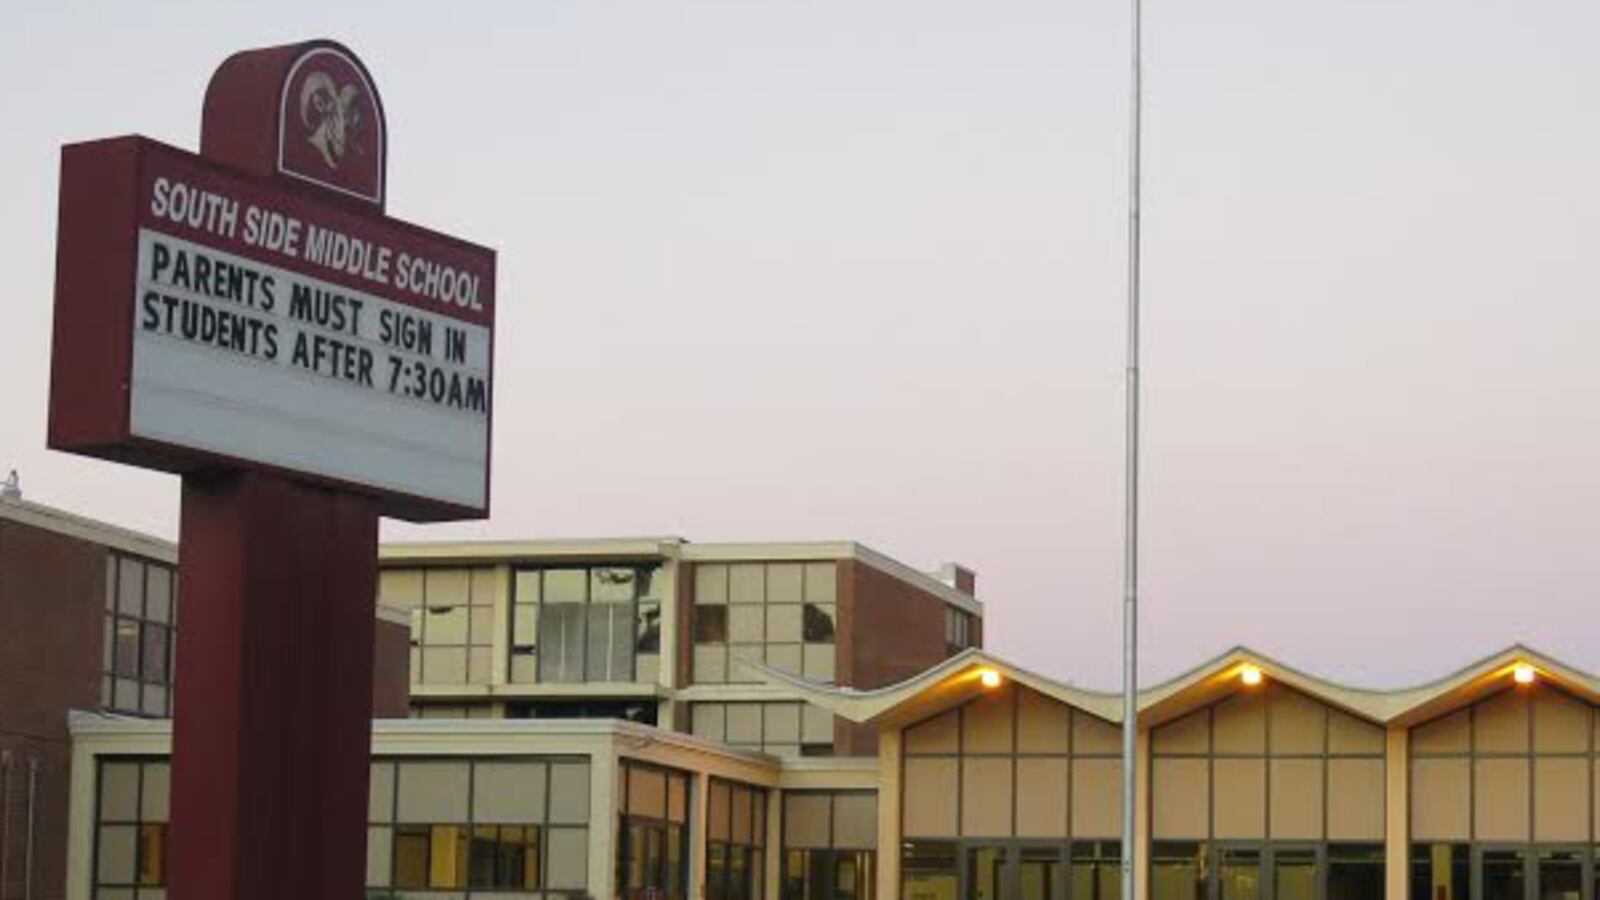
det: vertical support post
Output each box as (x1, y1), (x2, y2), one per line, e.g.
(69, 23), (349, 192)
(168, 471), (378, 900)
(877, 729), (903, 900)
(1120, 0), (1145, 895)
(1386, 726), (1410, 900)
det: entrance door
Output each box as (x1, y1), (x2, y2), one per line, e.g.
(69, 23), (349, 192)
(1533, 849), (1587, 900)
(784, 849), (876, 900)
(962, 844), (1068, 900)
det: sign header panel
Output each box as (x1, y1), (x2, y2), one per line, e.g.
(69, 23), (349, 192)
(50, 137), (495, 519)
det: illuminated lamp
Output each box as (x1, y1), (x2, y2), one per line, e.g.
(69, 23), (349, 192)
(1513, 664), (1536, 685)
(978, 668), (1003, 689)
(1240, 665), (1264, 686)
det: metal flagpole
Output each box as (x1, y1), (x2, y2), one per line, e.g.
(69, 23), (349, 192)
(1120, 0), (1144, 894)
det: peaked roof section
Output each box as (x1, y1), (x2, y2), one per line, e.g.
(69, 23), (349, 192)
(752, 644), (1600, 729)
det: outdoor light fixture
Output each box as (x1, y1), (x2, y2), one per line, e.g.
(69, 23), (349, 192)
(1240, 665), (1264, 686)
(979, 668), (1003, 689)
(1513, 664), (1536, 685)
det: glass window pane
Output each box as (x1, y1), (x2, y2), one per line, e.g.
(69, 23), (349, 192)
(145, 567), (172, 624)
(803, 563), (836, 603)
(802, 705), (834, 744)
(696, 607), (729, 645)
(512, 602), (537, 648)
(802, 604), (836, 643)
(695, 646), (727, 684)
(729, 605), (764, 643)
(423, 607), (469, 645)
(693, 704), (726, 741)
(514, 569), (541, 604)
(1274, 849), (1316, 900)
(637, 602), (662, 654)
(545, 827), (589, 890)
(113, 619), (142, 680)
(765, 704), (801, 744)
(593, 567), (638, 602)
(727, 705), (763, 745)
(1151, 842), (1205, 900)
(100, 762), (140, 821)
(1327, 845), (1384, 900)
(474, 762), (546, 824)
(803, 645), (835, 682)
(696, 563), (729, 605)
(544, 569), (587, 604)
(97, 825), (137, 885)
(729, 565), (765, 604)
(549, 761), (590, 824)
(1219, 848), (1261, 900)
(767, 605), (803, 643)
(766, 644), (802, 675)
(1539, 851), (1584, 900)
(366, 825), (392, 887)
(369, 763), (394, 822)
(767, 565), (803, 604)
(395, 761), (470, 823)
(1482, 849), (1526, 900)
(903, 841), (958, 900)
(141, 626), (170, 685)
(117, 559), (146, 617)
(393, 825), (429, 888)
(140, 764), (170, 823)
(420, 647), (467, 684)
(538, 603), (586, 684)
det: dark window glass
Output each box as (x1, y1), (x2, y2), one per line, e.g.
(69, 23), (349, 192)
(1481, 849), (1526, 900)
(802, 603), (836, 643)
(1411, 843), (1470, 900)
(141, 624), (170, 684)
(637, 601), (662, 653)
(113, 620), (142, 679)
(1018, 846), (1061, 900)
(1539, 850), (1582, 900)
(966, 845), (1004, 900)
(1328, 844), (1383, 900)
(697, 606), (729, 644)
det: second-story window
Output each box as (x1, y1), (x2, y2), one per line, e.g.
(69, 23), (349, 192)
(391, 568), (497, 686)
(692, 563), (836, 685)
(944, 608), (974, 656)
(510, 565), (661, 685)
(103, 554), (177, 717)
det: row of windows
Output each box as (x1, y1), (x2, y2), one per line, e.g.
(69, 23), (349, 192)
(367, 758), (593, 895)
(693, 701), (837, 758)
(694, 562), (838, 685)
(102, 554), (177, 718)
(513, 566), (662, 685)
(707, 779), (769, 900)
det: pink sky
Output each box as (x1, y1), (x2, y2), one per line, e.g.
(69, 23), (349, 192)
(2, 1), (1596, 689)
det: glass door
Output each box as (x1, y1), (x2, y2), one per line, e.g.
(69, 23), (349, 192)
(1534, 849), (1586, 900)
(1476, 847), (1529, 900)
(1269, 847), (1317, 900)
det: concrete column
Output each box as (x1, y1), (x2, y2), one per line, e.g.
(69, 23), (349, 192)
(590, 744), (620, 899)
(691, 770), (711, 900)
(877, 728), (903, 900)
(1135, 727), (1151, 900)
(489, 563), (511, 687)
(766, 787), (783, 900)
(1386, 726), (1409, 900)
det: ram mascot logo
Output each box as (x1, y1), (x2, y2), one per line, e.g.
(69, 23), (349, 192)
(299, 71), (364, 171)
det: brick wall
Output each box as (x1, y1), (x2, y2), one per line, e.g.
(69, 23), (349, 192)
(0, 518), (107, 900)
(835, 559), (958, 755)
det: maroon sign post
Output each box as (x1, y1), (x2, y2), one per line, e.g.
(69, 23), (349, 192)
(48, 41), (495, 899)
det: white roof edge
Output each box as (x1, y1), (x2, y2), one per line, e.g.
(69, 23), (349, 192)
(751, 643), (1600, 728)
(0, 497), (176, 564)
(380, 538), (683, 562)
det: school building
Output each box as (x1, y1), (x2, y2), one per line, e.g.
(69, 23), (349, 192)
(6, 492), (1599, 900)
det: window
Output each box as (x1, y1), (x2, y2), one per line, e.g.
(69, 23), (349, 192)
(367, 757), (590, 897)
(692, 701), (835, 757)
(902, 841), (958, 900)
(707, 778), (767, 900)
(93, 759), (169, 898)
(1408, 682), (1600, 900)
(618, 761), (691, 900)
(782, 791), (877, 900)
(103, 554), (177, 717)
(1148, 682), (1387, 900)
(693, 562), (836, 684)
(509, 565), (662, 685)
(945, 608), (974, 656)
(381, 568), (498, 685)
